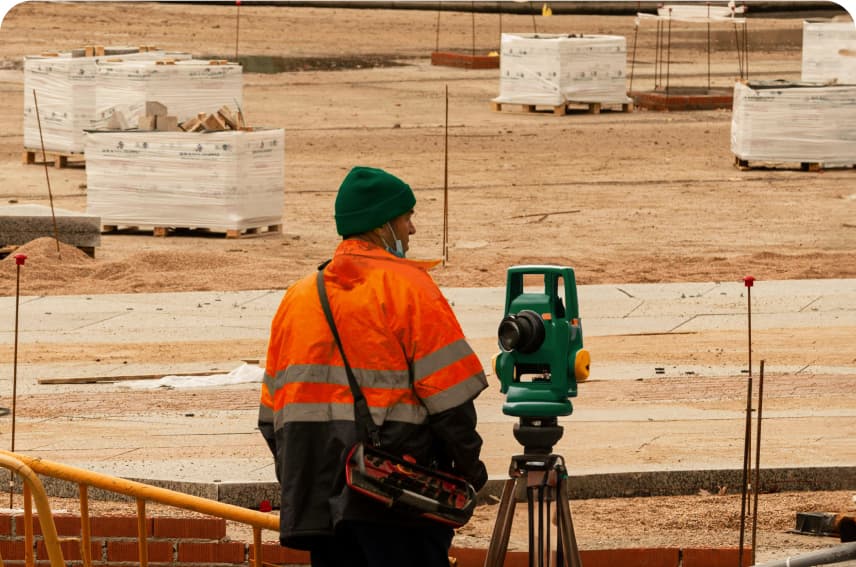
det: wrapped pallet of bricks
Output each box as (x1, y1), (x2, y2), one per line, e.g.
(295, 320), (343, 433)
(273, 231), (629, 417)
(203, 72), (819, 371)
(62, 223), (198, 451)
(731, 80), (856, 168)
(94, 59), (243, 129)
(801, 20), (856, 84)
(493, 33), (631, 107)
(84, 128), (284, 235)
(22, 48), (191, 154)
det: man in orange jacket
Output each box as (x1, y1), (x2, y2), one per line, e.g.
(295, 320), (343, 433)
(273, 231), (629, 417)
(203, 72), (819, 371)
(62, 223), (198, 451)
(259, 166), (488, 567)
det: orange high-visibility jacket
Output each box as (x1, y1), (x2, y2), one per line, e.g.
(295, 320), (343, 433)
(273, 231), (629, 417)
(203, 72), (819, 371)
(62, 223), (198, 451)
(259, 239), (488, 549)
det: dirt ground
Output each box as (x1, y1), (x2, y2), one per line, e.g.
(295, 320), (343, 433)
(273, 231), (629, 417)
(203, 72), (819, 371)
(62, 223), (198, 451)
(0, 2), (855, 562)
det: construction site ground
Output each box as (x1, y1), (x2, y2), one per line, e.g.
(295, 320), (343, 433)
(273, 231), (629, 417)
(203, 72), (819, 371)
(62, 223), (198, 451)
(0, 2), (854, 564)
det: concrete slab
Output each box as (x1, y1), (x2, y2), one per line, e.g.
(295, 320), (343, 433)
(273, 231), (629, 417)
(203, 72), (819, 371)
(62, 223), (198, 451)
(0, 204), (101, 252)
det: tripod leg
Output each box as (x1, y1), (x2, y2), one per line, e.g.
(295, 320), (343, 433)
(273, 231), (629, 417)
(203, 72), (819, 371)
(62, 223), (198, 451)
(484, 477), (519, 567)
(556, 475), (583, 567)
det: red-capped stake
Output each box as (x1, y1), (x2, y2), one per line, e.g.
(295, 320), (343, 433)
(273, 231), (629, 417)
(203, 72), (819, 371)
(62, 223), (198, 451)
(743, 275), (755, 288)
(14, 253), (27, 266)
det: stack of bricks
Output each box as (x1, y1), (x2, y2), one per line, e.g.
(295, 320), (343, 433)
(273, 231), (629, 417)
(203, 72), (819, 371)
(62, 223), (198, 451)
(133, 101), (245, 133)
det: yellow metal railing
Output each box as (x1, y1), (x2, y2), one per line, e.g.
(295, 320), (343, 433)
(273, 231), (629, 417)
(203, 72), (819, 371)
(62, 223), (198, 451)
(0, 452), (65, 567)
(0, 450), (279, 567)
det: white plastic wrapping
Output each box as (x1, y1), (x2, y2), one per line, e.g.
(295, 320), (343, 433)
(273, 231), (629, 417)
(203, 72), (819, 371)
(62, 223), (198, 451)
(94, 59), (243, 127)
(636, 3), (746, 24)
(23, 50), (191, 153)
(801, 20), (856, 84)
(731, 81), (856, 166)
(84, 129), (284, 230)
(494, 33), (631, 106)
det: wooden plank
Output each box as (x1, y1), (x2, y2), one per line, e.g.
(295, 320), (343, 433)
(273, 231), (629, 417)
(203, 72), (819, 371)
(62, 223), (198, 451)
(38, 370), (235, 385)
(153, 226), (168, 237)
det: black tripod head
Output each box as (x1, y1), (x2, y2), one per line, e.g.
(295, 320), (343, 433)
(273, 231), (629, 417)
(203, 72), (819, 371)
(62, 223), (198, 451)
(513, 416), (564, 455)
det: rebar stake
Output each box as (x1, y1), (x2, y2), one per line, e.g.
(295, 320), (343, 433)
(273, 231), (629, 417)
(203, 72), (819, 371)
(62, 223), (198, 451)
(9, 253), (27, 508)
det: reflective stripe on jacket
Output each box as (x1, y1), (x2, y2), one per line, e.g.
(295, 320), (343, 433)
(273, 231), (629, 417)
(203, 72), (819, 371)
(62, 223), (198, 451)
(258, 239), (488, 548)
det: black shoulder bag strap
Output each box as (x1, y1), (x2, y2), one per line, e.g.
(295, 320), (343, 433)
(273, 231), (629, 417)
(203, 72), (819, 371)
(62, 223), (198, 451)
(316, 267), (382, 448)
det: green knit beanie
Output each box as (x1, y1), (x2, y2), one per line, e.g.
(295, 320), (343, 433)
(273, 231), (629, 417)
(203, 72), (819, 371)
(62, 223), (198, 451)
(335, 166), (416, 237)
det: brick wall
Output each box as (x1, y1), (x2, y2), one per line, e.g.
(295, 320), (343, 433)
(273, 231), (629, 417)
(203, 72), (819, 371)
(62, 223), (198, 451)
(0, 512), (310, 567)
(0, 512), (751, 567)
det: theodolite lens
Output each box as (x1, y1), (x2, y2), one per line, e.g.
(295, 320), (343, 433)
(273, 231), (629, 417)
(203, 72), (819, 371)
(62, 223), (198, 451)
(498, 310), (545, 354)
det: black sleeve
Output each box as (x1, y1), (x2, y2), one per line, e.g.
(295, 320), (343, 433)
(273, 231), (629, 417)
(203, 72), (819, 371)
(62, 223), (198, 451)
(427, 400), (488, 491)
(259, 419), (277, 457)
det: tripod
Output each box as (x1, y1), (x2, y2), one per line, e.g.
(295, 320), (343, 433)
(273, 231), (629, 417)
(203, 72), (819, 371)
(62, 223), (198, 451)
(484, 418), (582, 567)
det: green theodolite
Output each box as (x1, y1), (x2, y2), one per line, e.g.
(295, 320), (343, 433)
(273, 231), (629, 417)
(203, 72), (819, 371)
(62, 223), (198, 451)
(493, 265), (591, 419)
(487, 265), (592, 567)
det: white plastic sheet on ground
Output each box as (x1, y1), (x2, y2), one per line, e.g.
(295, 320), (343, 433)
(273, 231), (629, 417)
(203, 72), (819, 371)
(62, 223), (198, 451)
(123, 363), (264, 390)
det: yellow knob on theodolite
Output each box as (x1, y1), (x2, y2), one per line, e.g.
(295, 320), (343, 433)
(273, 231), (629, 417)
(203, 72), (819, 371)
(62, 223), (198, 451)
(574, 349), (591, 383)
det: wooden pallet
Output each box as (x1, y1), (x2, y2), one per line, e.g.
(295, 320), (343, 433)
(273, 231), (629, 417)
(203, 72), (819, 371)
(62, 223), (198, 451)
(492, 100), (633, 116)
(102, 224), (282, 239)
(733, 156), (856, 172)
(22, 148), (85, 169)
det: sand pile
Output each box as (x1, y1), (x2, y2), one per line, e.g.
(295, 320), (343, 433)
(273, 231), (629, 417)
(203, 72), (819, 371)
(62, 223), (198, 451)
(0, 237), (296, 297)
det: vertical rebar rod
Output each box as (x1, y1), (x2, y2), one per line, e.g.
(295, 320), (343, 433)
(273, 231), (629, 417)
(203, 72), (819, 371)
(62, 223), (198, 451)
(498, 1), (502, 49)
(9, 259), (23, 509)
(654, 20), (662, 89)
(471, 1), (476, 56)
(739, 375), (753, 567)
(665, 8), (672, 97)
(435, 8), (441, 52)
(32, 90), (61, 257)
(443, 84), (449, 266)
(628, 20), (639, 94)
(743, 21), (749, 80)
(751, 360), (765, 565)
(707, 3), (711, 91)
(734, 22), (744, 79)
(235, 0), (240, 62)
(745, 277), (753, 380)
(530, 1), (537, 34)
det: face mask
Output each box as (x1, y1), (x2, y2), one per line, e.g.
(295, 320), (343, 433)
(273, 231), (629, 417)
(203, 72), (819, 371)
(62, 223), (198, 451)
(383, 222), (406, 258)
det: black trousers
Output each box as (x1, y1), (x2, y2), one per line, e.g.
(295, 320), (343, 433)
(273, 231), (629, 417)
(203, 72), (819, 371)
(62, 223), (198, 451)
(309, 520), (454, 567)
